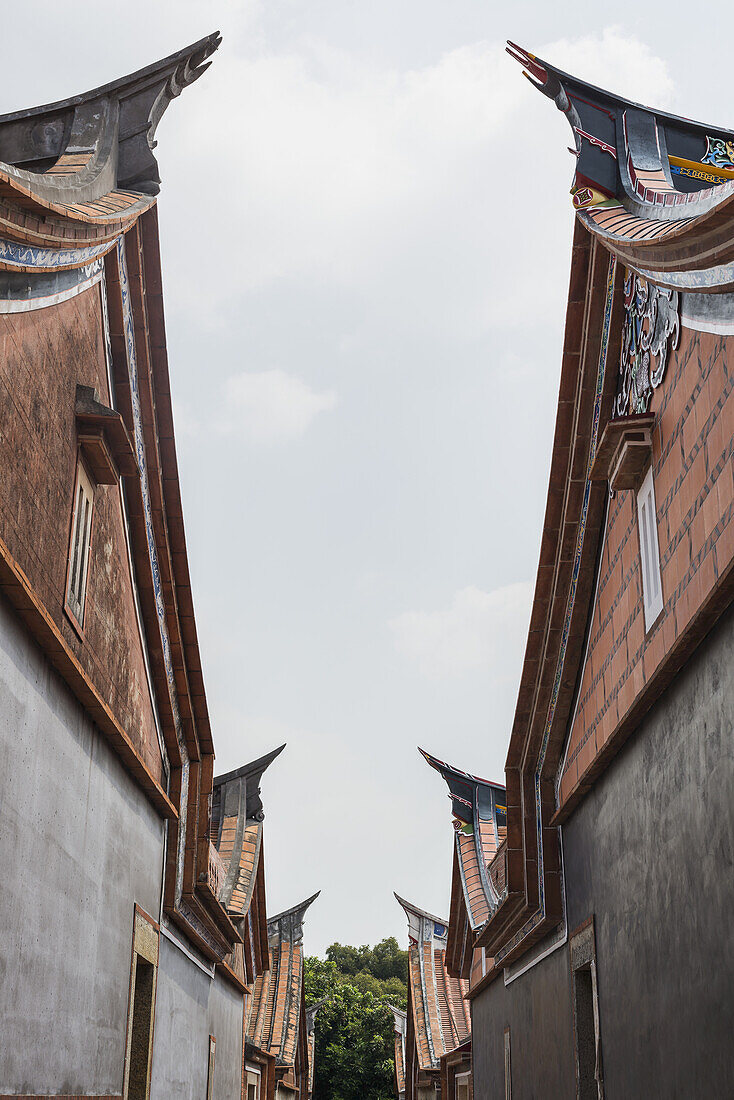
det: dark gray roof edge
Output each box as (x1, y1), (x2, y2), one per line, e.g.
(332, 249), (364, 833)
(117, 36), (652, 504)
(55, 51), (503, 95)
(213, 743), (286, 788)
(525, 45), (734, 138)
(0, 31), (221, 123)
(418, 745), (506, 794)
(268, 890), (321, 926)
(393, 892), (448, 928)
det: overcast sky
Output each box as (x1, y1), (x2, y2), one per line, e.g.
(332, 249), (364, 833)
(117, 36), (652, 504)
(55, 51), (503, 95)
(5, 1), (731, 955)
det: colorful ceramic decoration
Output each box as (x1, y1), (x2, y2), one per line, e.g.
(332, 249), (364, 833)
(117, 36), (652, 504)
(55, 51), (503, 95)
(613, 270), (680, 417)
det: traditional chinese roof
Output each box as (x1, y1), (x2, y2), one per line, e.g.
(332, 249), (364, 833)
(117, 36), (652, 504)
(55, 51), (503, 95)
(475, 40), (734, 980)
(507, 42), (734, 290)
(394, 895), (470, 1074)
(212, 745), (284, 916)
(211, 746), (284, 987)
(247, 893), (320, 1069)
(389, 1004), (407, 1097)
(420, 749), (506, 980)
(0, 33), (220, 275)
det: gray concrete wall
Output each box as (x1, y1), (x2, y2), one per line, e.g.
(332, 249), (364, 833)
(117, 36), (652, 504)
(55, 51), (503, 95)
(470, 944), (575, 1100)
(563, 601), (734, 1097)
(471, 603), (734, 1099)
(151, 934), (244, 1099)
(0, 592), (164, 1094)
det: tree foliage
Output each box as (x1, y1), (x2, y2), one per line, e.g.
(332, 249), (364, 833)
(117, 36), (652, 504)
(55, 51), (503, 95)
(326, 937), (408, 984)
(304, 938), (408, 1100)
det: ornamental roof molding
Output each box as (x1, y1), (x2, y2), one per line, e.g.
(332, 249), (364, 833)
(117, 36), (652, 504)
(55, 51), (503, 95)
(395, 893), (470, 1071)
(507, 42), (734, 290)
(420, 748), (506, 934)
(267, 891), (321, 948)
(211, 745), (284, 917)
(0, 34), (220, 270)
(394, 892), (448, 944)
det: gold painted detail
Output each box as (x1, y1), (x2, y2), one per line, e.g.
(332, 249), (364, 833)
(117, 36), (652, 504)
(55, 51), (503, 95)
(669, 154), (734, 181)
(571, 186), (619, 211)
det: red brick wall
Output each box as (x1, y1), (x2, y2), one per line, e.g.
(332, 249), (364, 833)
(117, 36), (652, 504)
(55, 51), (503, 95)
(0, 286), (163, 781)
(559, 324), (734, 807)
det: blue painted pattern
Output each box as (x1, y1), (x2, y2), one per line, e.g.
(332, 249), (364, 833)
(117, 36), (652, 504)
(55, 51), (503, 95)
(0, 235), (114, 270)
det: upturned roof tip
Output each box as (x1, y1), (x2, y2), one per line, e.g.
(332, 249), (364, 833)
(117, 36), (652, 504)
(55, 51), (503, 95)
(268, 890), (321, 926)
(418, 746), (504, 791)
(0, 32), (223, 206)
(393, 892), (447, 928)
(213, 743), (286, 788)
(0, 32), (222, 122)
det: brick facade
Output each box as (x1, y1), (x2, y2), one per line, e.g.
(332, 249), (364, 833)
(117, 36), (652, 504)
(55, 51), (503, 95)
(0, 285), (162, 781)
(560, 323), (734, 807)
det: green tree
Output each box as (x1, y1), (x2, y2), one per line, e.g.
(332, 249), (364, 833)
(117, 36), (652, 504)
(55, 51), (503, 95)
(305, 941), (408, 1100)
(326, 937), (408, 985)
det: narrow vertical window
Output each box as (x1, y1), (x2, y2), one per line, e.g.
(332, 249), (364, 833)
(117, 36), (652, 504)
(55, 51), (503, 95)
(65, 459), (95, 628)
(636, 465), (663, 630)
(570, 919), (604, 1100)
(128, 957), (155, 1099)
(456, 1071), (470, 1100)
(124, 907), (159, 1100)
(504, 1026), (512, 1100)
(206, 1035), (216, 1100)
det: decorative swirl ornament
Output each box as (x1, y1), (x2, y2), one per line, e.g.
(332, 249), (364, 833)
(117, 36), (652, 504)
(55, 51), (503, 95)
(613, 270), (680, 417)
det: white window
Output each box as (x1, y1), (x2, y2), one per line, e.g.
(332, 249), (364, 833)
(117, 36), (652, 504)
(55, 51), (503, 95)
(66, 460), (95, 627)
(636, 465), (663, 630)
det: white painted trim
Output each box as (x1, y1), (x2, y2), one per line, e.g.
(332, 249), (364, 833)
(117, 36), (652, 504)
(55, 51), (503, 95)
(503, 832), (568, 986)
(637, 466), (664, 631)
(680, 310), (734, 336)
(0, 270), (103, 313)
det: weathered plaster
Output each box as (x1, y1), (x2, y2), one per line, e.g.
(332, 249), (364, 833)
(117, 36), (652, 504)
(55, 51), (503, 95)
(151, 936), (244, 1099)
(0, 591), (163, 1094)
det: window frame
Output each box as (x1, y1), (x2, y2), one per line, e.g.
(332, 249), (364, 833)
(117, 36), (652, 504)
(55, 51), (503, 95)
(206, 1035), (216, 1100)
(123, 905), (159, 1100)
(64, 456), (96, 634)
(569, 917), (604, 1100)
(636, 464), (664, 631)
(455, 1070), (471, 1100)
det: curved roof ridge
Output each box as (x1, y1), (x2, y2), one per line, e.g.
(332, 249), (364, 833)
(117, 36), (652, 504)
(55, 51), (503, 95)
(0, 33), (221, 123)
(268, 891), (320, 930)
(506, 41), (734, 289)
(394, 892), (448, 929)
(418, 746), (505, 791)
(213, 743), (286, 789)
(506, 41), (734, 137)
(0, 33), (221, 216)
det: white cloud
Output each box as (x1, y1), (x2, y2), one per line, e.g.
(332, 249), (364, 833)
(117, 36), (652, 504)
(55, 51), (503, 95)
(221, 369), (337, 444)
(160, 27), (675, 339)
(389, 582), (533, 678)
(542, 27), (675, 107)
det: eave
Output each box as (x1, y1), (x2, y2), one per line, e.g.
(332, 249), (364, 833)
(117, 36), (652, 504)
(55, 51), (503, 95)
(0, 531), (176, 820)
(507, 42), (734, 290)
(446, 848), (473, 981)
(482, 223), (625, 968)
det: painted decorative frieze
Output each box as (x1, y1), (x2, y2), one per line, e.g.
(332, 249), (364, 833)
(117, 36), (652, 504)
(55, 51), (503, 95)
(613, 270), (680, 417)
